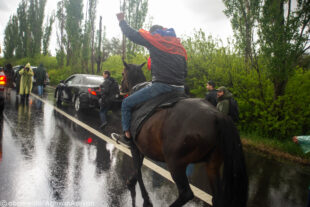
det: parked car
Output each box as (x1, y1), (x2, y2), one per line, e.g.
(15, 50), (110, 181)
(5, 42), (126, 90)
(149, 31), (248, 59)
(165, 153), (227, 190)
(54, 74), (104, 112)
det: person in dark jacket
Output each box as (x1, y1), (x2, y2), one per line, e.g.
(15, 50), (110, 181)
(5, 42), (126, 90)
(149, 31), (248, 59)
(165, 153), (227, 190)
(4, 63), (14, 95)
(205, 80), (217, 107)
(99, 70), (119, 129)
(34, 63), (47, 97)
(216, 86), (232, 115)
(112, 12), (187, 145)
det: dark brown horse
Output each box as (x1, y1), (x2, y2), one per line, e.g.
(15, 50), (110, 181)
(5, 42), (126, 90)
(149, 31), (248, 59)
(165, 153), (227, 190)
(120, 61), (248, 207)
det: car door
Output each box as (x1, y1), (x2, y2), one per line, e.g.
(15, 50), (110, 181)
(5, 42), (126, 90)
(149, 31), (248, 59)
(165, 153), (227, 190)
(62, 75), (81, 102)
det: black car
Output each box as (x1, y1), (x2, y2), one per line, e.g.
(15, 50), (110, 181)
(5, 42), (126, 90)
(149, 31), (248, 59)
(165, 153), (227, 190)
(54, 74), (104, 112)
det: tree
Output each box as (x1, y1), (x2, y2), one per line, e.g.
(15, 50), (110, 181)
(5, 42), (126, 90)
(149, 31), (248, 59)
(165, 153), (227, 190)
(16, 0), (28, 58)
(28, 0), (47, 56)
(95, 16), (103, 74)
(81, 0), (97, 73)
(65, 0), (83, 67)
(259, 0), (310, 99)
(3, 16), (19, 58)
(56, 0), (66, 66)
(122, 0), (148, 59)
(42, 14), (55, 56)
(88, 0), (97, 74)
(223, 0), (261, 65)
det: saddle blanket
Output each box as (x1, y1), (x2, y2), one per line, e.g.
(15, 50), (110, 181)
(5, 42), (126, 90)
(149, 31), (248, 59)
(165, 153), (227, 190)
(130, 91), (187, 140)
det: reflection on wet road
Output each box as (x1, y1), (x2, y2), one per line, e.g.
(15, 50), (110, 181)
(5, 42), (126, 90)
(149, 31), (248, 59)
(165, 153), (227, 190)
(0, 89), (205, 207)
(0, 87), (309, 207)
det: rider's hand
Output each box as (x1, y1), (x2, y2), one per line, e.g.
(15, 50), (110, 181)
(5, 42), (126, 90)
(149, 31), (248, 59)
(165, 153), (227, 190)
(116, 12), (125, 22)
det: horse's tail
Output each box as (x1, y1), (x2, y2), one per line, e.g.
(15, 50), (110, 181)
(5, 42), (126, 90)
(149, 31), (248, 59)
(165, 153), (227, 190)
(215, 116), (248, 207)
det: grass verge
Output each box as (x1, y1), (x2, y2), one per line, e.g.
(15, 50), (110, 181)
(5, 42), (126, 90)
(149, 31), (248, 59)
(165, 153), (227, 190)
(240, 132), (310, 166)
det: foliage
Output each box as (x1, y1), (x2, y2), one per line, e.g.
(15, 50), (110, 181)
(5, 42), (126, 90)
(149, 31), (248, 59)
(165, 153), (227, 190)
(48, 66), (74, 85)
(64, 0), (83, 67)
(121, 0), (149, 59)
(0, 55), (58, 70)
(55, 0), (66, 67)
(3, 0), (48, 58)
(3, 16), (19, 58)
(183, 30), (310, 139)
(223, 0), (260, 63)
(43, 14), (55, 56)
(259, 0), (310, 98)
(28, 0), (47, 57)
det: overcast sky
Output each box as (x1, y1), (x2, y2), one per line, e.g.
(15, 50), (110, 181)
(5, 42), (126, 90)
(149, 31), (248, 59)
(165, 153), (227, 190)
(0, 0), (233, 56)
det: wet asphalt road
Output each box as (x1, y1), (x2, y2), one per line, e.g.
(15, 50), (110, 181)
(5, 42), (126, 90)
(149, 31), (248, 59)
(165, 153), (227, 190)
(0, 87), (309, 207)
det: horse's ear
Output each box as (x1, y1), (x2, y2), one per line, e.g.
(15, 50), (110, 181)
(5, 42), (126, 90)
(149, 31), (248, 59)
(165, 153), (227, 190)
(122, 58), (128, 68)
(140, 62), (146, 68)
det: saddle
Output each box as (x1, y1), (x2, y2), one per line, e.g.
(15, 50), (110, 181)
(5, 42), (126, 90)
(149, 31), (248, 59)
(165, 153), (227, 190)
(130, 84), (187, 140)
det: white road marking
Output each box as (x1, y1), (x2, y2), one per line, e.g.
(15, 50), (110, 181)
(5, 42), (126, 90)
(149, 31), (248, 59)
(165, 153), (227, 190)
(30, 92), (213, 205)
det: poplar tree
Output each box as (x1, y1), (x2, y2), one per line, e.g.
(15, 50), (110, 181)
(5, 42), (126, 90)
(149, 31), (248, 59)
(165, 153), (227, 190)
(122, 0), (148, 59)
(43, 14), (55, 56)
(3, 16), (19, 58)
(259, 0), (310, 99)
(56, 0), (66, 67)
(81, 0), (97, 73)
(65, 0), (83, 67)
(28, 0), (47, 56)
(16, 0), (28, 58)
(223, 0), (260, 65)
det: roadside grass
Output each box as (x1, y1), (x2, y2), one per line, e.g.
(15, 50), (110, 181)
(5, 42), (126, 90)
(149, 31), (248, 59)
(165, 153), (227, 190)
(240, 131), (310, 165)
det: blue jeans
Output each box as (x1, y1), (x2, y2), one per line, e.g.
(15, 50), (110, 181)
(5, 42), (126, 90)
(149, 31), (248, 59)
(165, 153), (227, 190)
(121, 82), (184, 132)
(37, 85), (43, 96)
(99, 107), (108, 124)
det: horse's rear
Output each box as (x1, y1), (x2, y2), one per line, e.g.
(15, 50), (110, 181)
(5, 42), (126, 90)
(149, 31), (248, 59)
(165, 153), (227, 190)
(136, 98), (248, 207)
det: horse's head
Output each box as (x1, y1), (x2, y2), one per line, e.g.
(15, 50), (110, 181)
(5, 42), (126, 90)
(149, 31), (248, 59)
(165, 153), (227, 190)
(121, 59), (146, 93)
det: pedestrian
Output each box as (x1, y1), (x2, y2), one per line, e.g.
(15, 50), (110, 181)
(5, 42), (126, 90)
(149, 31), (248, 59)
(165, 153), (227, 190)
(19, 63), (34, 102)
(34, 63), (47, 97)
(292, 135), (310, 207)
(216, 86), (231, 115)
(216, 86), (239, 122)
(205, 80), (217, 107)
(99, 70), (119, 129)
(111, 12), (187, 145)
(4, 63), (14, 96)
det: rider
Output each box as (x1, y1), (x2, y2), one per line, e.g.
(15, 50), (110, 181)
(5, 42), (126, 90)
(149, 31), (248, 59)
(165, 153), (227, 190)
(112, 12), (187, 145)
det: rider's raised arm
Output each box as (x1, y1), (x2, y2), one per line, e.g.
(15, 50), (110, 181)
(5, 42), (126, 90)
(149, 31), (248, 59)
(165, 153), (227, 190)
(119, 20), (151, 48)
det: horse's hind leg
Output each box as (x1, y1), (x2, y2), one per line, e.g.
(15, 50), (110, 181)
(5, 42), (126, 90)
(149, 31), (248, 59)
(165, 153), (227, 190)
(168, 164), (194, 207)
(205, 149), (222, 207)
(129, 144), (152, 207)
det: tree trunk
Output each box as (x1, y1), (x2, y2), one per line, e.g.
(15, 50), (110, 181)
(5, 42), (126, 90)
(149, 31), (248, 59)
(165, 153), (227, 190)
(96, 16), (102, 74)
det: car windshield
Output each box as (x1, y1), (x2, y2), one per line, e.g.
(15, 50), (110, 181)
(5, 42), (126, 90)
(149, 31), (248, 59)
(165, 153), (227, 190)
(84, 76), (104, 85)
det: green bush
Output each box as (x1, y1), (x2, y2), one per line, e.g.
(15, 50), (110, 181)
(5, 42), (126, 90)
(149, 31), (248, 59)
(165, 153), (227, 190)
(0, 55), (57, 70)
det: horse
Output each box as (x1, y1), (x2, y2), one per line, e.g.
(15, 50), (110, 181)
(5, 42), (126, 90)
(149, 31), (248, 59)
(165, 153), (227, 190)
(119, 60), (248, 207)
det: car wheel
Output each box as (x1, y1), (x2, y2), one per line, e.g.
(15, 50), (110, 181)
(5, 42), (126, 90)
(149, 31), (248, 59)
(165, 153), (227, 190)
(74, 96), (81, 112)
(55, 89), (62, 106)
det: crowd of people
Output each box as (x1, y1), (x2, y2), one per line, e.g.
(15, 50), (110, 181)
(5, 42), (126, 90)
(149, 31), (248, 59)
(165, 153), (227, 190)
(0, 63), (47, 102)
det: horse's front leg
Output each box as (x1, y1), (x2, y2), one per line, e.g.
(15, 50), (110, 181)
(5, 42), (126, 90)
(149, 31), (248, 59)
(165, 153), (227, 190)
(130, 144), (153, 207)
(167, 163), (194, 207)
